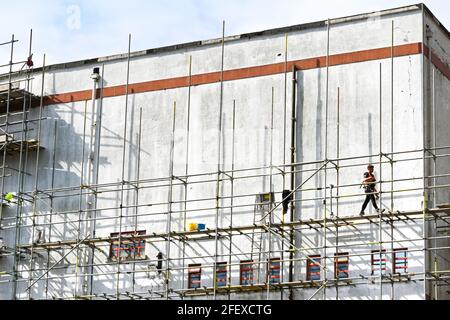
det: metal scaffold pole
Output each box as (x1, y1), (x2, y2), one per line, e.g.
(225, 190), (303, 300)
(432, 66), (438, 300)
(378, 63), (384, 300)
(213, 20), (226, 299)
(335, 87), (340, 300)
(288, 64), (297, 301)
(266, 87), (275, 300)
(165, 101), (177, 299)
(421, 5), (428, 299)
(12, 30), (33, 299)
(45, 119), (58, 299)
(26, 52), (46, 299)
(281, 32), (288, 300)
(89, 64), (105, 298)
(390, 20), (395, 300)
(0, 34), (15, 225)
(73, 100), (88, 298)
(227, 99), (236, 300)
(181, 55), (192, 294)
(116, 33), (132, 300)
(131, 106), (142, 293)
(2, 13), (450, 301)
(322, 18), (331, 301)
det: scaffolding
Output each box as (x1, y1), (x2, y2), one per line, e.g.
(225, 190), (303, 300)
(0, 19), (449, 301)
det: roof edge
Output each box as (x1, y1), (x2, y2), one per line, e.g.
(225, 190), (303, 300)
(422, 3), (450, 41)
(1, 3), (429, 79)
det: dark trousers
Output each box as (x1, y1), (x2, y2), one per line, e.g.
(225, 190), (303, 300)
(361, 193), (379, 212)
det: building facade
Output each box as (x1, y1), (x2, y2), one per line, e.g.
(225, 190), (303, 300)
(0, 3), (449, 300)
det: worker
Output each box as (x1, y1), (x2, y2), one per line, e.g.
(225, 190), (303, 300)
(156, 252), (163, 274)
(282, 190), (293, 214)
(26, 55), (34, 68)
(359, 164), (382, 216)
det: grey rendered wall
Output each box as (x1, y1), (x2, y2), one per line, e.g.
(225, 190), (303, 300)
(0, 7), (431, 300)
(424, 11), (450, 300)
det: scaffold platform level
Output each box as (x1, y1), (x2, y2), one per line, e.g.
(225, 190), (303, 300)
(0, 83), (41, 114)
(17, 207), (450, 252)
(0, 138), (42, 155)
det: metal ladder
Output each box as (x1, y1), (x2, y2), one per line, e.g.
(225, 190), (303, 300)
(250, 192), (274, 285)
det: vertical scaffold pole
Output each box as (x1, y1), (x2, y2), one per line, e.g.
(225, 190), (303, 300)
(322, 18), (330, 301)
(335, 87), (340, 300)
(45, 119), (58, 299)
(27, 53), (46, 299)
(14, 30), (32, 298)
(213, 20), (225, 300)
(378, 63), (383, 300)
(116, 34), (132, 300)
(0, 34), (15, 224)
(131, 107), (142, 293)
(421, 5), (428, 299)
(281, 32), (288, 300)
(181, 55), (192, 294)
(165, 102), (177, 300)
(227, 99), (236, 300)
(288, 64), (297, 300)
(1, 38), (15, 290)
(266, 87), (275, 300)
(427, 21), (435, 300)
(74, 100), (88, 298)
(432, 67), (438, 300)
(390, 20), (395, 300)
(14, 30), (33, 299)
(89, 64), (105, 298)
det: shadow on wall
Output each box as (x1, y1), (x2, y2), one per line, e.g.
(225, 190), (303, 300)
(0, 100), (120, 252)
(3, 94), (151, 298)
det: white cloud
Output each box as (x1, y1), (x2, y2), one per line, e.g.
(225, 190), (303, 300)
(0, 0), (448, 68)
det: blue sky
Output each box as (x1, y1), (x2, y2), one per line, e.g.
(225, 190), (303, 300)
(0, 0), (448, 68)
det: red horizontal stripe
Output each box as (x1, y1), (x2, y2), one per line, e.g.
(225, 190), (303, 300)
(424, 45), (450, 80)
(43, 42), (434, 107)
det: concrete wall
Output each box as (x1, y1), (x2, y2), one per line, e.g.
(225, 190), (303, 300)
(424, 11), (450, 300)
(1, 5), (447, 300)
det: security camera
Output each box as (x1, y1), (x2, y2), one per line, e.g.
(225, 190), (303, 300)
(90, 67), (101, 81)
